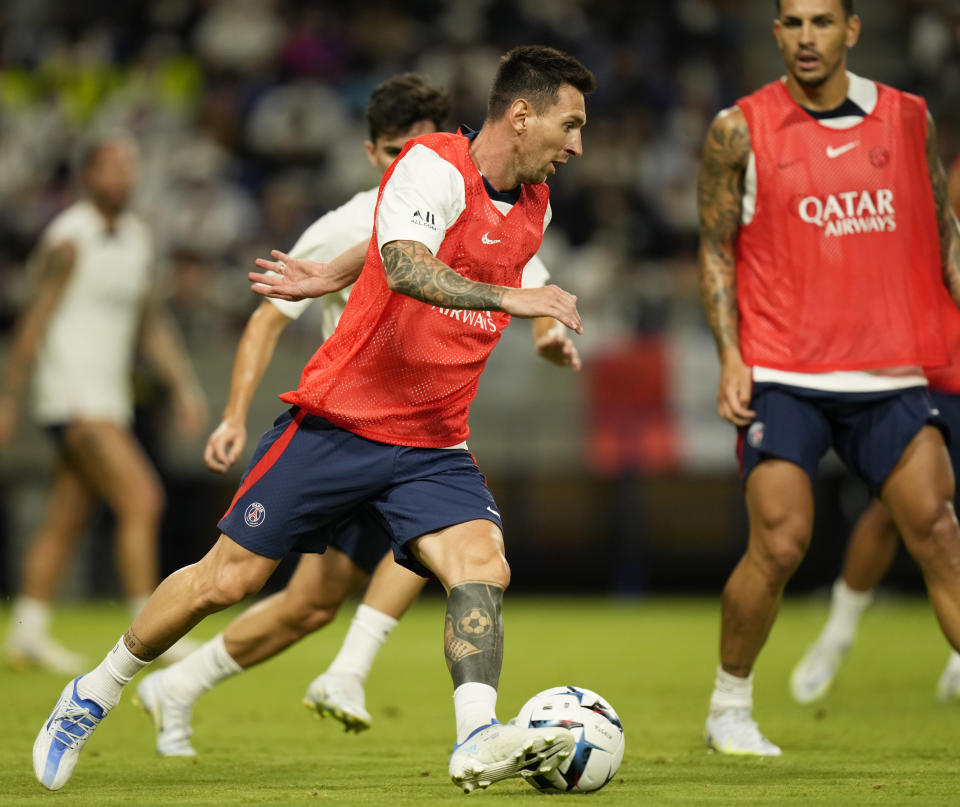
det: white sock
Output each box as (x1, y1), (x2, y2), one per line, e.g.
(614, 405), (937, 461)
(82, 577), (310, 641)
(127, 595), (150, 620)
(76, 638), (150, 710)
(453, 682), (498, 744)
(158, 633), (243, 707)
(9, 596), (51, 645)
(325, 604), (398, 683)
(709, 667), (753, 716)
(820, 578), (874, 648)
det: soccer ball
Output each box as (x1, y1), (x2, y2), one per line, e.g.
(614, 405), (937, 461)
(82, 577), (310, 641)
(515, 685), (624, 793)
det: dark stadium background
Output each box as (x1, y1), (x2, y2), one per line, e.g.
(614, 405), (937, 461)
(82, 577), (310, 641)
(1, 0), (956, 599)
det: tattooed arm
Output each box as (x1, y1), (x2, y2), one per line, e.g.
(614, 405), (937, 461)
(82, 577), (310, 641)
(925, 111), (960, 309)
(381, 239), (582, 332)
(0, 241), (76, 446)
(698, 106), (755, 426)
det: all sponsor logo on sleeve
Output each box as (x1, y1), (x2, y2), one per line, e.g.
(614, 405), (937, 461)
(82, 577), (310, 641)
(410, 209), (442, 232)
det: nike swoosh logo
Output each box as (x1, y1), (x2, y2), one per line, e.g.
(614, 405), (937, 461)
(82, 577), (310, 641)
(481, 233), (501, 245)
(486, 506), (501, 518)
(826, 141), (859, 159)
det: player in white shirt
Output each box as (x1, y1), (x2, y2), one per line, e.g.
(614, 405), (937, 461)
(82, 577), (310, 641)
(0, 131), (207, 674)
(134, 73), (580, 758)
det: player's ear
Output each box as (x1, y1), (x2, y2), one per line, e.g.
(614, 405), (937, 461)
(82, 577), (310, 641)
(509, 99), (529, 134)
(364, 140), (377, 166)
(844, 14), (861, 48)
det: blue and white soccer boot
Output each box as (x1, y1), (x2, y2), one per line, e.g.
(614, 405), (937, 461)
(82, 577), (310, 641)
(33, 677), (107, 790)
(302, 672), (372, 732)
(448, 720), (575, 794)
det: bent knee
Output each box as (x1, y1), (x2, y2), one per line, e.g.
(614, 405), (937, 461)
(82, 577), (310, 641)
(191, 566), (266, 611)
(281, 596), (340, 634)
(749, 525), (809, 578)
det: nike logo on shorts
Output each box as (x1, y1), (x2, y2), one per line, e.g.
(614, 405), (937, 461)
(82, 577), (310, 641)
(486, 506), (501, 518)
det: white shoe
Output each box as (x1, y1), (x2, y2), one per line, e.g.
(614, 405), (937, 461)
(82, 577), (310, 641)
(302, 673), (371, 732)
(33, 677), (106, 790)
(448, 721), (575, 794)
(936, 653), (960, 703)
(6, 635), (87, 676)
(789, 640), (848, 704)
(704, 708), (782, 757)
(132, 671), (196, 756)
(155, 637), (202, 667)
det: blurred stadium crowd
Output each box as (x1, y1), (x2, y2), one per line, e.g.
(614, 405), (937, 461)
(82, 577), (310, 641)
(2, 0), (960, 593)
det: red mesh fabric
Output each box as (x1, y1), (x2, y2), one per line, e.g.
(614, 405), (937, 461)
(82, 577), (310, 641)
(281, 133), (549, 447)
(735, 80), (946, 372)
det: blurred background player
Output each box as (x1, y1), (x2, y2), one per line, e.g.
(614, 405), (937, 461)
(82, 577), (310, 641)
(136, 72), (582, 758)
(0, 131), (207, 674)
(698, 0), (960, 756)
(790, 154), (960, 705)
(33, 45), (592, 794)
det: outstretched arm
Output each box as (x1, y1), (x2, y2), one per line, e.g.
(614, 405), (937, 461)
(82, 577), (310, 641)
(381, 239), (583, 333)
(204, 300), (292, 472)
(0, 242), (76, 446)
(248, 240), (369, 302)
(698, 106), (754, 426)
(925, 111), (960, 308)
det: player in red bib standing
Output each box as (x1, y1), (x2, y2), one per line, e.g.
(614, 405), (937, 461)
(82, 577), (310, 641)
(32, 45), (595, 795)
(698, 0), (960, 755)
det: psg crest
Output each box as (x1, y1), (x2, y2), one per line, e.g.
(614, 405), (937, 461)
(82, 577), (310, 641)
(244, 502), (266, 527)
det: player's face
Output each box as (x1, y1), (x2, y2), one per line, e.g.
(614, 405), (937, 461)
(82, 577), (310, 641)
(518, 84), (586, 185)
(365, 119), (439, 174)
(774, 0), (860, 88)
(85, 141), (139, 212)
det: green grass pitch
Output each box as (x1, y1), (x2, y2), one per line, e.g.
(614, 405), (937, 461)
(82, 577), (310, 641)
(3, 594), (958, 805)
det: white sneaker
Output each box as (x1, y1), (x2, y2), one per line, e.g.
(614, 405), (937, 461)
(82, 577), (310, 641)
(6, 635), (87, 676)
(33, 677), (107, 790)
(936, 652), (960, 703)
(155, 637), (202, 668)
(302, 673), (371, 732)
(704, 708), (782, 757)
(448, 721), (575, 794)
(789, 640), (848, 704)
(132, 671), (196, 756)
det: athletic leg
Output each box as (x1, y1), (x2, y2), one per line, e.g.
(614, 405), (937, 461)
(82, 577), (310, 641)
(305, 553), (428, 730)
(790, 499), (898, 703)
(61, 421), (164, 608)
(6, 461), (94, 673)
(881, 427), (960, 656)
(33, 534), (278, 789)
(136, 550), (368, 754)
(411, 519), (574, 793)
(706, 459), (814, 756)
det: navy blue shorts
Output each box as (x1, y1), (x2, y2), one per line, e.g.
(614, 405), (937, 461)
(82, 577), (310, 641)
(738, 383), (948, 494)
(218, 408), (503, 577)
(931, 390), (960, 507)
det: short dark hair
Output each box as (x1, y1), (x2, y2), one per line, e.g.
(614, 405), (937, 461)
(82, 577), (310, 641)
(776, 0), (854, 15)
(486, 45), (596, 121)
(366, 73), (450, 143)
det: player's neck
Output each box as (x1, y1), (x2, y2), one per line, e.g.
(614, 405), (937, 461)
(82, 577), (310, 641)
(469, 124), (520, 193)
(89, 196), (123, 231)
(784, 66), (850, 112)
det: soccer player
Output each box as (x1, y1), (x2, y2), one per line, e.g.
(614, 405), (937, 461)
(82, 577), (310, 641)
(0, 131), (206, 674)
(790, 178), (960, 703)
(133, 73), (580, 757)
(698, 0), (960, 755)
(33, 45), (595, 794)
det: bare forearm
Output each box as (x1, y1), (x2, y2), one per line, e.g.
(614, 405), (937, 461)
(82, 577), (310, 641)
(222, 303), (290, 423)
(141, 307), (202, 397)
(381, 240), (508, 310)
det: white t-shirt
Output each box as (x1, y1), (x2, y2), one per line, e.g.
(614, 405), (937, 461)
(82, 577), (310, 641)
(272, 175), (550, 340)
(32, 200), (154, 425)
